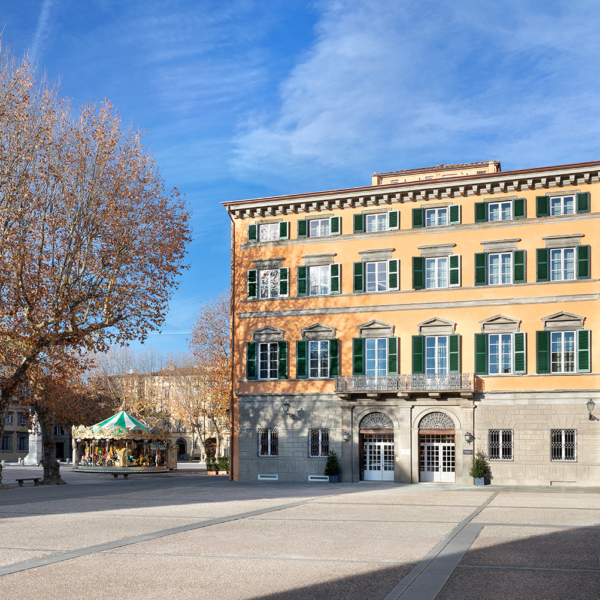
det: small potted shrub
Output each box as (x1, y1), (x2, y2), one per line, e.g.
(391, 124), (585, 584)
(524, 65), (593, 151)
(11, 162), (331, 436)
(469, 450), (489, 485)
(324, 451), (341, 483)
(217, 457), (230, 475)
(206, 457), (218, 475)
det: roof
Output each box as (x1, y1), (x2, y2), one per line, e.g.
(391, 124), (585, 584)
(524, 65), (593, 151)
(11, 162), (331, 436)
(94, 411), (148, 431)
(375, 160), (498, 177)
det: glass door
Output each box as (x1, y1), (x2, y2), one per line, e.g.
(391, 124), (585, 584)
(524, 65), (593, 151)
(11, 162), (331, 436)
(362, 433), (395, 481)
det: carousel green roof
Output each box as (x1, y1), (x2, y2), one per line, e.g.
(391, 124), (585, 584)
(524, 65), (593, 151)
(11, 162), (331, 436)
(94, 411), (148, 431)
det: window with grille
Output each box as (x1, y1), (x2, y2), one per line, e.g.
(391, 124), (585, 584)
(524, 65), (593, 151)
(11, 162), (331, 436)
(488, 429), (513, 460)
(309, 429), (329, 457)
(258, 428), (278, 457)
(551, 429), (576, 461)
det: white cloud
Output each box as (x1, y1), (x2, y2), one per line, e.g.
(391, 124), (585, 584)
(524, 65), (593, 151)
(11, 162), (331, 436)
(30, 0), (54, 62)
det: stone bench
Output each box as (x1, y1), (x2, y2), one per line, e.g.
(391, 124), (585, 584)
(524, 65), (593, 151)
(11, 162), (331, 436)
(16, 478), (41, 487)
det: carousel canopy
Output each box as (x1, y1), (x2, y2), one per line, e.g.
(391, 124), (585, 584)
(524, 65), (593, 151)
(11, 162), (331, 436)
(94, 411), (148, 431)
(73, 410), (170, 441)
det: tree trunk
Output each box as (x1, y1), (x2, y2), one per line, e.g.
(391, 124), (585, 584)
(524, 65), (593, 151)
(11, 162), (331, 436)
(0, 404), (8, 489)
(37, 408), (66, 485)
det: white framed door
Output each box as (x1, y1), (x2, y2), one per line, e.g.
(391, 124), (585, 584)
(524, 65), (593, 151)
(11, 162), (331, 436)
(419, 434), (455, 483)
(362, 433), (394, 481)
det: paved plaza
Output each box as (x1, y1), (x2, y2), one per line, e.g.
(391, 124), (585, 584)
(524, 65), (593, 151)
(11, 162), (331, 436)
(0, 465), (598, 599)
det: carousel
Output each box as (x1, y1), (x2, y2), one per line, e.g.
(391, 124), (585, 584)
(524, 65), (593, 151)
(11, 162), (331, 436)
(72, 411), (175, 477)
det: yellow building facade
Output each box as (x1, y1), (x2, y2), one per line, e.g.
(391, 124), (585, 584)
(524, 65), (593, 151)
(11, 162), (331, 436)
(224, 160), (600, 486)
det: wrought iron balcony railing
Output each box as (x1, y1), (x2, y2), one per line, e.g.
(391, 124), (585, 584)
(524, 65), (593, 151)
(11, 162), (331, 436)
(335, 373), (483, 394)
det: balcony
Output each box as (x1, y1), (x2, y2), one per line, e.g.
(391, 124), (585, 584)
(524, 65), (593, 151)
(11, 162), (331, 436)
(335, 374), (484, 399)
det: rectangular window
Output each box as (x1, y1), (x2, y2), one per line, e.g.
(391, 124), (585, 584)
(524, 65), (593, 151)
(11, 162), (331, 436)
(488, 253), (512, 285)
(489, 334), (513, 374)
(309, 265), (330, 296)
(488, 429), (513, 460)
(365, 261), (388, 292)
(365, 338), (387, 376)
(551, 331), (576, 373)
(18, 414), (28, 426)
(309, 218), (330, 237)
(550, 248), (576, 281)
(259, 270), (279, 299)
(365, 213), (387, 232)
(309, 429), (329, 457)
(309, 341), (329, 378)
(259, 342), (279, 379)
(259, 223), (280, 242)
(258, 428), (278, 457)
(488, 201), (512, 221)
(551, 429), (576, 461)
(425, 257), (448, 289)
(5, 413), (12, 425)
(425, 207), (448, 227)
(17, 435), (28, 452)
(550, 195), (575, 216)
(1, 435), (12, 452)
(426, 336), (448, 375)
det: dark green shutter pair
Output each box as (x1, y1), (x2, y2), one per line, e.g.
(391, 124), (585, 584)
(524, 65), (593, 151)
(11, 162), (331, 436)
(536, 192), (590, 217)
(247, 268), (289, 298)
(475, 199), (526, 222)
(536, 330), (591, 373)
(246, 341), (288, 379)
(353, 211), (398, 233)
(412, 255), (461, 289)
(474, 332), (526, 375)
(353, 260), (399, 292)
(474, 251), (527, 286)
(411, 335), (460, 374)
(248, 224), (257, 242)
(536, 246), (590, 281)
(298, 264), (341, 296)
(247, 221), (289, 242)
(296, 339), (340, 378)
(412, 206), (461, 228)
(352, 337), (398, 375)
(298, 216), (341, 238)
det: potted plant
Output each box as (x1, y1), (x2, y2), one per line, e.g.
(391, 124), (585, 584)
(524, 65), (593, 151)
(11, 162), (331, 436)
(206, 457), (218, 475)
(324, 451), (341, 483)
(469, 450), (489, 485)
(217, 457), (230, 475)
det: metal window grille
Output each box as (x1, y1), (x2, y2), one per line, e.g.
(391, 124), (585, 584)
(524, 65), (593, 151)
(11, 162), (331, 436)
(488, 429), (513, 460)
(1, 434), (13, 452)
(258, 428), (278, 457)
(309, 429), (329, 457)
(551, 429), (577, 462)
(17, 435), (28, 452)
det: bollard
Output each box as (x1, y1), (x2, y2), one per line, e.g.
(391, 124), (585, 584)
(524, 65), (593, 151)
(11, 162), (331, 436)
(1, 460), (4, 467)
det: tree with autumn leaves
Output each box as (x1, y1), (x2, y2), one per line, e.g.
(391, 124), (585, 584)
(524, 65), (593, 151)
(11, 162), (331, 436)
(0, 44), (191, 486)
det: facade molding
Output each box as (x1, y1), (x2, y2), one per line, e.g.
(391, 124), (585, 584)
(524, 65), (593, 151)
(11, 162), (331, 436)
(301, 323), (337, 340)
(417, 317), (456, 335)
(358, 248), (395, 262)
(302, 253), (336, 267)
(542, 234), (584, 249)
(252, 325), (285, 342)
(417, 243), (456, 258)
(479, 314), (521, 333)
(358, 319), (395, 338)
(252, 257), (285, 270)
(541, 311), (586, 331)
(480, 238), (521, 253)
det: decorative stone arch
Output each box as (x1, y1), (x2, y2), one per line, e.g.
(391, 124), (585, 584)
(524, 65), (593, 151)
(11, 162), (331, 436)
(357, 320), (394, 338)
(252, 325), (284, 342)
(359, 412), (394, 430)
(417, 411), (456, 431)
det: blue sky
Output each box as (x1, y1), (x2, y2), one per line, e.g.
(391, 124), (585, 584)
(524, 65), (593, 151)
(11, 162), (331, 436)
(3, 0), (600, 355)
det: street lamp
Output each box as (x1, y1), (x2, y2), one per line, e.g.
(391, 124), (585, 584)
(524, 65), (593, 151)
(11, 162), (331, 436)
(281, 401), (291, 415)
(342, 431), (350, 443)
(465, 432), (475, 444)
(587, 399), (598, 421)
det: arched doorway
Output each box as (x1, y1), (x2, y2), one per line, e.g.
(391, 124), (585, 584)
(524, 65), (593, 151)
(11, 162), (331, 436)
(359, 412), (394, 481)
(418, 412), (456, 483)
(176, 438), (187, 460)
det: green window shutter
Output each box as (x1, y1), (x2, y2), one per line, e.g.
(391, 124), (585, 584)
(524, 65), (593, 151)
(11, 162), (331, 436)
(388, 259), (399, 291)
(513, 250), (526, 284)
(387, 337), (398, 375)
(353, 262), (364, 293)
(475, 253), (487, 286)
(388, 210), (399, 230)
(536, 196), (549, 217)
(330, 263), (341, 294)
(277, 341), (288, 379)
(352, 338), (365, 375)
(513, 198), (526, 219)
(247, 269), (258, 299)
(449, 334), (460, 374)
(330, 216), (341, 235)
(353, 214), (364, 233)
(577, 192), (590, 214)
(279, 268), (289, 297)
(449, 254), (461, 287)
(297, 220), (307, 238)
(577, 245), (590, 280)
(246, 342), (257, 380)
(279, 221), (289, 240)
(412, 208), (424, 228)
(577, 329), (591, 372)
(296, 340), (307, 379)
(449, 204), (461, 225)
(475, 202), (488, 223)
(297, 266), (308, 296)
(248, 224), (257, 243)
(475, 333), (488, 375)
(329, 339), (340, 377)
(536, 248), (549, 282)
(513, 332), (526, 374)
(412, 257), (424, 289)
(412, 335), (424, 374)
(536, 331), (550, 374)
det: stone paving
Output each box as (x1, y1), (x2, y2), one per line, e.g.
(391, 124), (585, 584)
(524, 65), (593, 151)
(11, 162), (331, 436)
(0, 464), (598, 599)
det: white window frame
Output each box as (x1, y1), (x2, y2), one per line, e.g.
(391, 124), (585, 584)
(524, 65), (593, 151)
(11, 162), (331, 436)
(425, 336), (448, 375)
(309, 340), (329, 379)
(488, 252), (512, 285)
(488, 333), (513, 375)
(550, 247), (576, 281)
(550, 429), (577, 462)
(365, 213), (387, 232)
(550, 195), (575, 216)
(488, 429), (513, 461)
(309, 218), (331, 238)
(365, 261), (388, 293)
(488, 201), (512, 222)
(258, 428), (278, 457)
(258, 342), (279, 380)
(309, 265), (331, 296)
(425, 256), (448, 289)
(365, 338), (388, 377)
(550, 331), (576, 373)
(259, 269), (279, 299)
(425, 207), (448, 227)
(259, 223), (280, 242)
(309, 428), (329, 458)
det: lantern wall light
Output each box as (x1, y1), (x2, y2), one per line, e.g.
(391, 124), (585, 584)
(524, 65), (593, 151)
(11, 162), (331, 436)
(342, 431), (350, 443)
(587, 399), (598, 421)
(465, 432), (475, 444)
